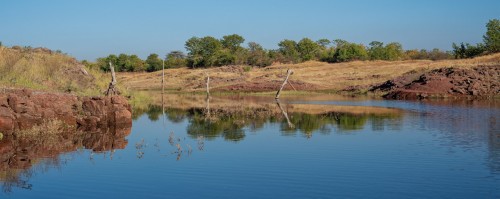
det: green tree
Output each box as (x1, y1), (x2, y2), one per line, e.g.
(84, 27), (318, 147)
(384, 42), (404, 60)
(146, 53), (163, 72)
(452, 42), (484, 59)
(268, 49), (285, 63)
(333, 39), (348, 48)
(116, 54), (130, 72)
(297, 38), (320, 61)
(97, 54), (118, 72)
(333, 42), (368, 62)
(128, 54), (146, 71)
(278, 39), (300, 63)
(165, 51), (187, 68)
(221, 34), (245, 53)
(316, 39), (331, 48)
(185, 36), (222, 67)
(185, 37), (203, 67)
(484, 19), (500, 53)
(247, 42), (271, 67)
(368, 41), (385, 60)
(214, 49), (236, 66)
(319, 47), (336, 63)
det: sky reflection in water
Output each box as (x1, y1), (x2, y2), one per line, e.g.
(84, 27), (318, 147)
(1, 94), (499, 198)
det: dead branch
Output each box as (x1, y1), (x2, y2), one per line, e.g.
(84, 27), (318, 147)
(275, 69), (293, 99)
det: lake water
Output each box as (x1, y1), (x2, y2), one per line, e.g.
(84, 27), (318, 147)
(1, 94), (499, 198)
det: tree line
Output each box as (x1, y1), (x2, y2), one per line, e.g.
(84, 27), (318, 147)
(452, 19), (499, 58)
(83, 19), (499, 72)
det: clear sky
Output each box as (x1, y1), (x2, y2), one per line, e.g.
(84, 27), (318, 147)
(1, 0), (499, 61)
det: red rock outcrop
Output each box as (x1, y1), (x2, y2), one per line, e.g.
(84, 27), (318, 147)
(371, 65), (500, 100)
(0, 88), (132, 136)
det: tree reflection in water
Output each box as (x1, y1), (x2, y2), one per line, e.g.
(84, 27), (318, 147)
(134, 98), (403, 141)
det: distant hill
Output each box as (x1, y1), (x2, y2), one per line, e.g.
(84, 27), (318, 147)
(0, 46), (107, 95)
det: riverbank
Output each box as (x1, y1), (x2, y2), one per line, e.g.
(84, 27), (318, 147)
(371, 65), (499, 99)
(0, 88), (132, 137)
(118, 53), (500, 99)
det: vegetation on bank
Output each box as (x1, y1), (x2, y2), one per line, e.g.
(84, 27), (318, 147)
(80, 19), (499, 72)
(452, 19), (500, 58)
(0, 19), (497, 97)
(117, 52), (500, 94)
(0, 46), (109, 95)
(85, 36), (453, 72)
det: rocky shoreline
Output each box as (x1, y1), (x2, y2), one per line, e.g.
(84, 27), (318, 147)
(0, 88), (132, 136)
(370, 65), (500, 100)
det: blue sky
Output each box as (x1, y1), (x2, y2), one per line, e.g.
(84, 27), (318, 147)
(1, 0), (498, 60)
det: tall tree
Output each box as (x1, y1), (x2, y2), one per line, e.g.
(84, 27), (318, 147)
(278, 39), (300, 63)
(185, 37), (203, 67)
(167, 50), (186, 59)
(128, 54), (146, 71)
(185, 36), (222, 67)
(333, 42), (368, 62)
(298, 38), (320, 61)
(316, 39), (331, 48)
(247, 42), (271, 67)
(98, 54), (118, 72)
(146, 53), (162, 72)
(333, 39), (348, 48)
(165, 51), (187, 68)
(116, 54), (130, 72)
(384, 42), (404, 60)
(221, 34), (245, 52)
(368, 41), (385, 60)
(484, 19), (500, 53)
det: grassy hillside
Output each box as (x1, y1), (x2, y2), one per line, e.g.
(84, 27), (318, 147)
(0, 46), (108, 95)
(118, 53), (500, 93)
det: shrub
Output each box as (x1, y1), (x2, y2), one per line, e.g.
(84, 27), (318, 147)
(243, 66), (252, 72)
(452, 42), (485, 59)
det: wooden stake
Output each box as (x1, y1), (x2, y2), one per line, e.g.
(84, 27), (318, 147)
(105, 62), (118, 96)
(275, 69), (293, 99)
(206, 73), (210, 96)
(162, 59), (165, 94)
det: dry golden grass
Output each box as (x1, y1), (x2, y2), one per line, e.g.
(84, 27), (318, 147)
(118, 53), (500, 92)
(0, 46), (108, 96)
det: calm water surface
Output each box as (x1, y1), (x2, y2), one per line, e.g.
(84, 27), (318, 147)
(1, 95), (499, 198)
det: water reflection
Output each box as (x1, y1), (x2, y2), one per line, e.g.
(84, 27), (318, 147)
(133, 93), (500, 174)
(3, 93), (500, 197)
(133, 94), (404, 141)
(0, 126), (131, 193)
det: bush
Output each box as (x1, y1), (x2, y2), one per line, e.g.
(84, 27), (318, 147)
(405, 49), (452, 60)
(333, 42), (368, 62)
(452, 42), (485, 59)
